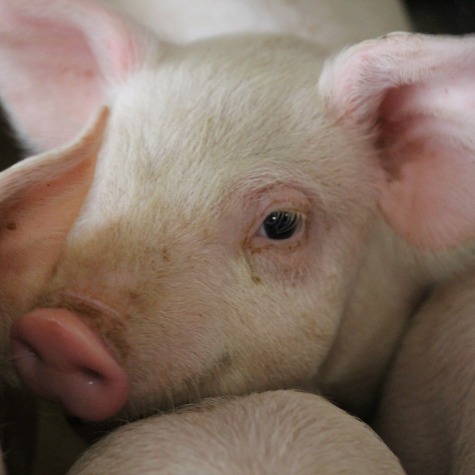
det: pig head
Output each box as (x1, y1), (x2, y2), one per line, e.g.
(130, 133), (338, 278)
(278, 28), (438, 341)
(1, 0), (475, 422)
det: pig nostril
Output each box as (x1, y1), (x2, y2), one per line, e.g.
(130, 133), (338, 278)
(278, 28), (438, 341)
(14, 339), (42, 363)
(80, 367), (106, 384)
(28, 344), (41, 361)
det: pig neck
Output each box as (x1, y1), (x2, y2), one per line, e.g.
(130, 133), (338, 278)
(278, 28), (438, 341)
(318, 218), (475, 417)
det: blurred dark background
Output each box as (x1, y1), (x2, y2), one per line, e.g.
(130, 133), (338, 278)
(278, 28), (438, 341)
(403, 0), (475, 35)
(0, 103), (23, 171)
(1, 0), (474, 171)
(404, 0), (475, 34)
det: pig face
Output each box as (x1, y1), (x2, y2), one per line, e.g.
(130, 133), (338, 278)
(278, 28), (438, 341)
(2, 35), (379, 420)
(1, 1), (475, 422)
(59, 40), (382, 418)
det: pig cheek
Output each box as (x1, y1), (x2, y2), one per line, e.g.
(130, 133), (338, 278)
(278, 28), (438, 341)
(122, 312), (228, 412)
(240, 234), (350, 373)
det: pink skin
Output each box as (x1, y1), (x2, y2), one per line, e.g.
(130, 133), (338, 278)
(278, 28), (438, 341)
(2, 0), (475, 434)
(10, 308), (129, 421)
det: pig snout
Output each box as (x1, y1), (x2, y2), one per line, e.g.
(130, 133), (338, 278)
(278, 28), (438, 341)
(10, 308), (129, 422)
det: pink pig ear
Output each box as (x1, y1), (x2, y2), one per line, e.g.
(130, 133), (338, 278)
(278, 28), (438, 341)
(320, 33), (475, 250)
(0, 107), (108, 303)
(0, 0), (155, 152)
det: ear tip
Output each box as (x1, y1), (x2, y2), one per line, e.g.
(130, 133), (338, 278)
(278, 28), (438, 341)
(319, 32), (442, 118)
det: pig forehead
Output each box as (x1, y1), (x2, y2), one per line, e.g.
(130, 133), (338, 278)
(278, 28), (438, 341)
(100, 39), (333, 188)
(88, 36), (373, 222)
(112, 34), (328, 160)
(100, 101), (323, 217)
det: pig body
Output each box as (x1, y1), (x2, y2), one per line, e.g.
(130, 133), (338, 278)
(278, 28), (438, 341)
(1, 0), (475, 461)
(70, 390), (405, 475)
(375, 270), (475, 475)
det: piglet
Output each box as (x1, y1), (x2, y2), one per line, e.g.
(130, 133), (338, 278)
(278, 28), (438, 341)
(0, 0), (475, 429)
(375, 270), (475, 475)
(69, 390), (405, 475)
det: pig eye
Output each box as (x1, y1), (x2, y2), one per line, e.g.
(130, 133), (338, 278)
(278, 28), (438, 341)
(259, 211), (303, 240)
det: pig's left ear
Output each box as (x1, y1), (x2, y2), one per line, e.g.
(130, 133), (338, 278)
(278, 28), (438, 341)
(0, 0), (158, 152)
(320, 33), (475, 250)
(0, 108), (108, 303)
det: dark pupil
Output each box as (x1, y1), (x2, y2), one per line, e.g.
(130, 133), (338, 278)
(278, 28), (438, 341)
(263, 211), (299, 240)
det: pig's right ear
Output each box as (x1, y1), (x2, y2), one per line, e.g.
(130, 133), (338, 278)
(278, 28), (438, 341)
(0, 0), (157, 152)
(0, 108), (108, 302)
(320, 33), (475, 251)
